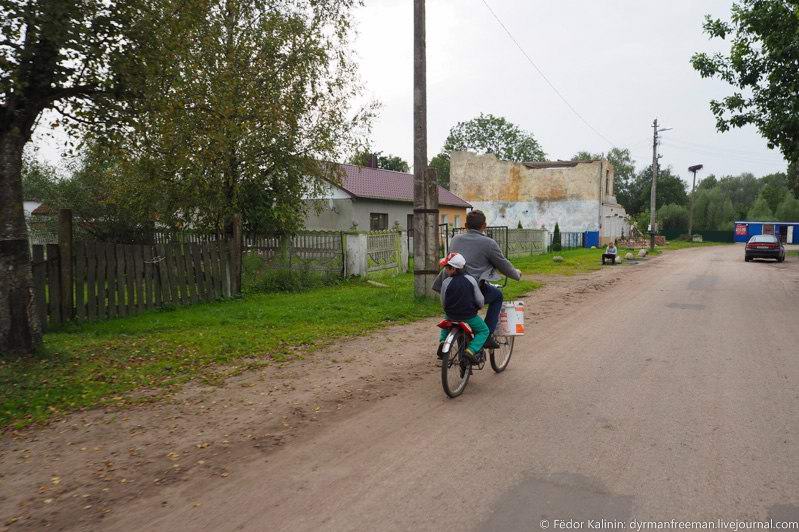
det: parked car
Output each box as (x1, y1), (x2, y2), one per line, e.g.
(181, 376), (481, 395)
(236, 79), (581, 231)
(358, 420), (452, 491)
(745, 234), (785, 262)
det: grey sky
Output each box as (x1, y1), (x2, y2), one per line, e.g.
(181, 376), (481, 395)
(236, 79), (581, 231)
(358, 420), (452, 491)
(31, 0), (789, 184)
(353, 0), (789, 181)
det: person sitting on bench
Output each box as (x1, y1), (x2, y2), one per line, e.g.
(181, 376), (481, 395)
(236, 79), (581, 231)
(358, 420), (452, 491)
(602, 241), (618, 265)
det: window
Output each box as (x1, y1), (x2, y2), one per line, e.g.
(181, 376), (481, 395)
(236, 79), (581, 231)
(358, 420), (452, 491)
(454, 215), (461, 228)
(370, 213), (388, 231)
(407, 213), (414, 232)
(605, 170), (610, 195)
(441, 214), (449, 225)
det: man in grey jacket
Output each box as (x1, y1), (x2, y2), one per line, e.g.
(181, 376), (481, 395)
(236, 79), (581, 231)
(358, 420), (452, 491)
(433, 210), (521, 349)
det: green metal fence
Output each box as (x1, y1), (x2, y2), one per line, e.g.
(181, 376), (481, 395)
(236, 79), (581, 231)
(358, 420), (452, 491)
(662, 229), (734, 243)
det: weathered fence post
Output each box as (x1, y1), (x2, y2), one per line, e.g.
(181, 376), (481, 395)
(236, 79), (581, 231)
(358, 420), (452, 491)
(58, 209), (73, 321)
(400, 230), (409, 273)
(228, 214), (242, 295)
(345, 232), (368, 277)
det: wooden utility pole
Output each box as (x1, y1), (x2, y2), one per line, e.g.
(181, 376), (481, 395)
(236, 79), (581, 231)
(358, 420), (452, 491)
(649, 119), (659, 250)
(413, 0), (439, 297)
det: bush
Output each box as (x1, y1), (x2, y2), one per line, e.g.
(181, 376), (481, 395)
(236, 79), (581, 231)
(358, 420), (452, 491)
(250, 269), (337, 293)
(242, 252), (338, 293)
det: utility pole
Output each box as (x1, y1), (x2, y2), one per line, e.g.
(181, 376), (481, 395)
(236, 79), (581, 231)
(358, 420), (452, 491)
(649, 119), (659, 250)
(687, 164), (704, 238)
(648, 119), (672, 250)
(413, 0), (439, 297)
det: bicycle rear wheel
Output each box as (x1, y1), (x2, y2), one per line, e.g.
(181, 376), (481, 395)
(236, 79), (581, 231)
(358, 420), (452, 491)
(489, 335), (514, 373)
(441, 329), (470, 398)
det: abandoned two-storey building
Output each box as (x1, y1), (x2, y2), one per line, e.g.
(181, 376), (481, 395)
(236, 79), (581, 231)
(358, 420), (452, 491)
(450, 151), (630, 245)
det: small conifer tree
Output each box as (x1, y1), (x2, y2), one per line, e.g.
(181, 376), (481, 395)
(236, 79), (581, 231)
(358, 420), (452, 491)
(552, 222), (562, 251)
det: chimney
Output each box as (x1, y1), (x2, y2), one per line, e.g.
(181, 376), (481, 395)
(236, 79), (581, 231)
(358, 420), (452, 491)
(367, 154), (379, 168)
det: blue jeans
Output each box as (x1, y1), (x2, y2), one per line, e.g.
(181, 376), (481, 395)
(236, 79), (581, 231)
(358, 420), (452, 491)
(479, 281), (503, 334)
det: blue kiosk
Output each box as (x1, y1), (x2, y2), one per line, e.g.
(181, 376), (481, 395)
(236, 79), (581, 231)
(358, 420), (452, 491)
(734, 221), (799, 244)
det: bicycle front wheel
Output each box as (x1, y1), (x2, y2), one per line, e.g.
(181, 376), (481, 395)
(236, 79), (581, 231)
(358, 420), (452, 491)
(442, 329), (470, 398)
(489, 335), (514, 373)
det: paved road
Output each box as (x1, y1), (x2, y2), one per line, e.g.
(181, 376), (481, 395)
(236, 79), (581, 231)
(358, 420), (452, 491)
(108, 246), (799, 531)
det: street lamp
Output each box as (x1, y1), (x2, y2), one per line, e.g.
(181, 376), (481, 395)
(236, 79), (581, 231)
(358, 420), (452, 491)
(687, 164), (703, 238)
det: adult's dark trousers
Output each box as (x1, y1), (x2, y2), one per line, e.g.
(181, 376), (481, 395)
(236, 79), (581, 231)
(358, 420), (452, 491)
(479, 281), (503, 333)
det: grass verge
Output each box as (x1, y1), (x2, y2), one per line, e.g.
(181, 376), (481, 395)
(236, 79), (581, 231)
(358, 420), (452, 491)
(1, 274), (538, 429)
(514, 248), (605, 275)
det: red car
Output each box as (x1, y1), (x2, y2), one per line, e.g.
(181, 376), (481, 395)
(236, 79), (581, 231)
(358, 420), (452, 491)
(745, 234), (785, 262)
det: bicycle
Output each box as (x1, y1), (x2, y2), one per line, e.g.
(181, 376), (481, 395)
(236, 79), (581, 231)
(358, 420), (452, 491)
(437, 278), (516, 398)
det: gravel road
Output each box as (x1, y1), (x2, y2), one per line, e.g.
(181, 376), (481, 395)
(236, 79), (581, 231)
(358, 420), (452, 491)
(99, 245), (799, 531)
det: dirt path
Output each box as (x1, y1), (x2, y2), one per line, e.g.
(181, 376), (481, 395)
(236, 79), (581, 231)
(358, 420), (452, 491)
(1, 254), (637, 530)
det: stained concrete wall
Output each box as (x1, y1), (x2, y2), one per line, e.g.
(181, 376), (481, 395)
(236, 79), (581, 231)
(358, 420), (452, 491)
(450, 152), (628, 239)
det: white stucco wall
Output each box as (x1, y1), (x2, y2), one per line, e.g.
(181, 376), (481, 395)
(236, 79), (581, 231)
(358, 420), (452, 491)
(469, 200), (599, 232)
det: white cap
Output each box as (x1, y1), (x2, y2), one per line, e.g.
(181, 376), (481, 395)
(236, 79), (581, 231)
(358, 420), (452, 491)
(440, 252), (466, 269)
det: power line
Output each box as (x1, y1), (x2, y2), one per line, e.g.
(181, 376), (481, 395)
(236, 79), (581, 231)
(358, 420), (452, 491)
(660, 140), (787, 167)
(479, 0), (617, 149)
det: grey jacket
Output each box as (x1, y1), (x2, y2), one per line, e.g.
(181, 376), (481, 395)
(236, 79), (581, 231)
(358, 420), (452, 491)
(433, 229), (521, 292)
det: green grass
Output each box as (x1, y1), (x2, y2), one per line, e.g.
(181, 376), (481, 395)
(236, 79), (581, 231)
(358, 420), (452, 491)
(513, 248), (606, 275)
(661, 240), (731, 250)
(0, 274), (538, 429)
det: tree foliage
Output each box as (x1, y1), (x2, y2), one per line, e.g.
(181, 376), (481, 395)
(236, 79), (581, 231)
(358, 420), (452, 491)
(92, 0), (371, 236)
(443, 113), (545, 162)
(429, 152), (450, 189)
(635, 166), (688, 214)
(747, 193), (775, 220)
(350, 150), (409, 172)
(692, 188), (736, 230)
(657, 203), (689, 232)
(691, 0), (799, 165)
(775, 193), (799, 221)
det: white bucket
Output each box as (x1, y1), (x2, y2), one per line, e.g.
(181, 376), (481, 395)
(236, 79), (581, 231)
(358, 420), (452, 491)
(496, 301), (525, 336)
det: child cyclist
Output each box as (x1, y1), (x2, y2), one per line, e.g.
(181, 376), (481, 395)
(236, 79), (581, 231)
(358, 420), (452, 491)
(438, 252), (490, 363)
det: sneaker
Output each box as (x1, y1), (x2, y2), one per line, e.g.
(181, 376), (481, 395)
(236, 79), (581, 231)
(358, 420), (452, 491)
(464, 348), (479, 364)
(484, 335), (500, 349)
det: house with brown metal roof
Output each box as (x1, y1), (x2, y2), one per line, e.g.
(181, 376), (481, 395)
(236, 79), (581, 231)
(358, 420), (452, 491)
(303, 163), (471, 232)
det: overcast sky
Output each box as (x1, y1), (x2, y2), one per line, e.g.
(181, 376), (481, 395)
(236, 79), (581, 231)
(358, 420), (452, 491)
(351, 0), (789, 182)
(31, 0), (789, 184)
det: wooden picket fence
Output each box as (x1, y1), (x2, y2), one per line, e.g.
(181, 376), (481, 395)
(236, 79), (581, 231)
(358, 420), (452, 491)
(31, 240), (232, 330)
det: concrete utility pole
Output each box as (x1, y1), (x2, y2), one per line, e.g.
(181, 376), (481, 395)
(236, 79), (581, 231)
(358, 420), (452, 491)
(687, 164), (704, 238)
(413, 0), (439, 297)
(649, 119), (659, 250)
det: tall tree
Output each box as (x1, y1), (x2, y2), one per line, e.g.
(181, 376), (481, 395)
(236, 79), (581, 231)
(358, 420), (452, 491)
(634, 166), (688, 214)
(691, 0), (799, 167)
(350, 150), (410, 172)
(747, 193), (775, 220)
(775, 193), (799, 222)
(443, 113), (546, 162)
(0, 0), (158, 354)
(101, 0), (370, 236)
(657, 203), (689, 232)
(429, 152), (450, 189)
